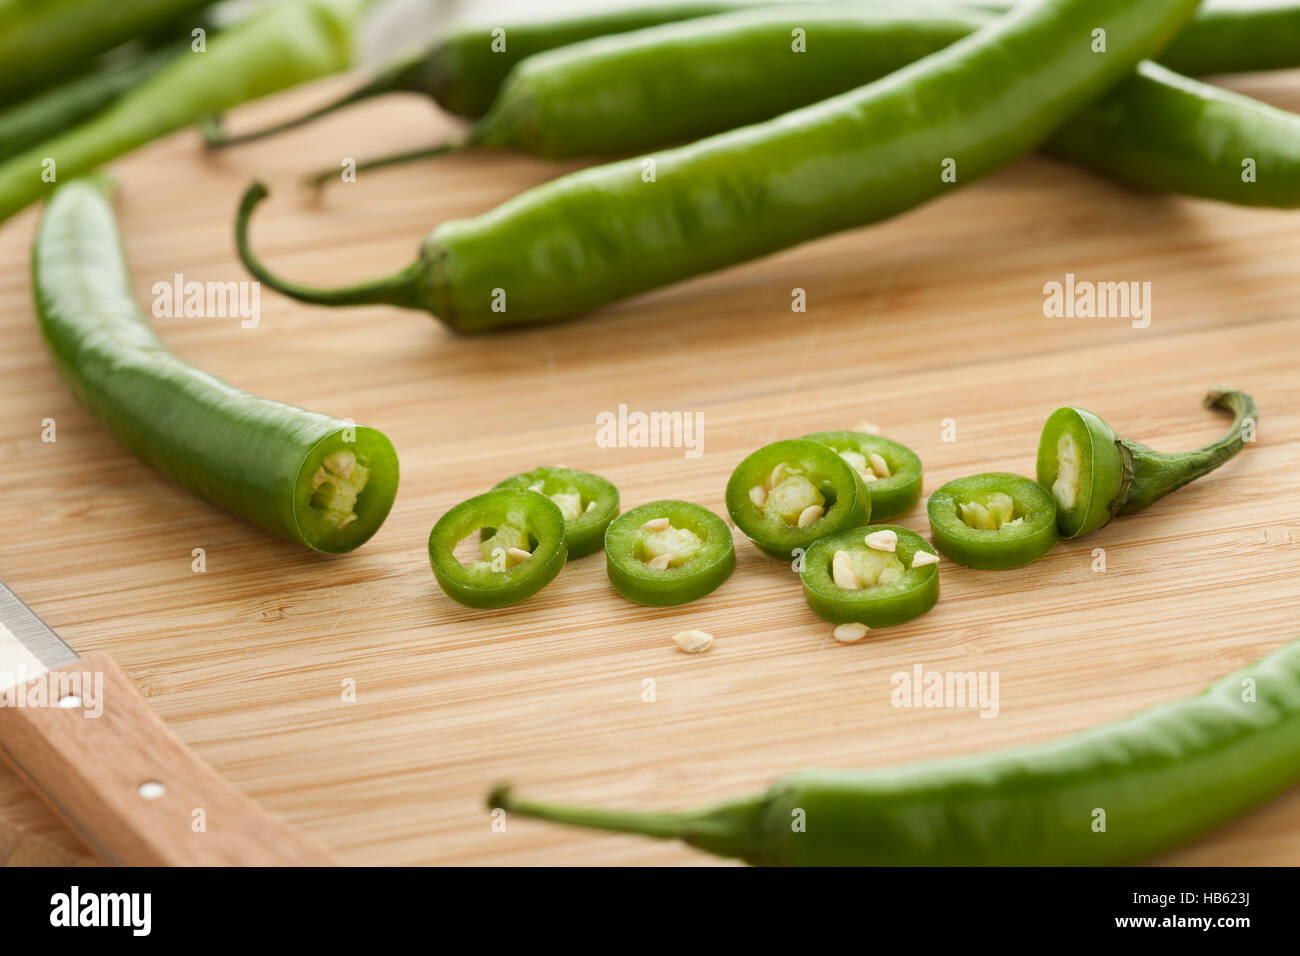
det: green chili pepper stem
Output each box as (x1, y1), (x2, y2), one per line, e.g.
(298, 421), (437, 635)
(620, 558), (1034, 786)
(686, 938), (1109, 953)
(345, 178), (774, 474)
(304, 139), (468, 189)
(489, 785), (764, 862)
(1116, 387), (1258, 516)
(201, 57), (428, 149)
(235, 181), (427, 309)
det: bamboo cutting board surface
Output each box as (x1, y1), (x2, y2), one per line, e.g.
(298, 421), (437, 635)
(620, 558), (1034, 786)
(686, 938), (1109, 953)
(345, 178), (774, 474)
(1, 70), (1299, 867)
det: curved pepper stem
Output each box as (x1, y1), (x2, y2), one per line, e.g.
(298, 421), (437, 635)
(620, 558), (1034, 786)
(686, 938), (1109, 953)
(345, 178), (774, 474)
(488, 784), (766, 863)
(234, 180), (426, 309)
(305, 139), (466, 189)
(200, 55), (429, 149)
(1115, 387), (1257, 516)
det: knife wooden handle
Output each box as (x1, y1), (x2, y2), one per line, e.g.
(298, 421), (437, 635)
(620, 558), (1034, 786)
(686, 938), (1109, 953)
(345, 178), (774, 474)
(0, 652), (336, 866)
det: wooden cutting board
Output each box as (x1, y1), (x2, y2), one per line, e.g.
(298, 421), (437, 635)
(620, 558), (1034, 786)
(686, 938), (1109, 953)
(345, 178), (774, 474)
(1, 69), (1298, 867)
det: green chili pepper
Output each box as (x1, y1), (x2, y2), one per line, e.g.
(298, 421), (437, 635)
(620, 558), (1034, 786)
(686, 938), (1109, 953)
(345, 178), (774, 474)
(491, 637), (1300, 864)
(927, 473), (1059, 570)
(0, 0), (209, 103)
(1037, 387), (1257, 540)
(33, 178), (398, 553)
(725, 440), (870, 562)
(234, 0), (1202, 328)
(0, 43), (181, 161)
(0, 0), (369, 224)
(209, 0), (1300, 149)
(605, 501), (735, 607)
(429, 489), (567, 609)
(222, 1), (1300, 214)
(201, 0), (769, 145)
(802, 431), (922, 520)
(492, 466), (619, 560)
(800, 525), (938, 627)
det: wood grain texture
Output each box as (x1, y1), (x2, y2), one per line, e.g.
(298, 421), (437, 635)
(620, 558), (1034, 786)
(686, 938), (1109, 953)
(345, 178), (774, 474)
(0, 69), (1297, 866)
(0, 653), (335, 865)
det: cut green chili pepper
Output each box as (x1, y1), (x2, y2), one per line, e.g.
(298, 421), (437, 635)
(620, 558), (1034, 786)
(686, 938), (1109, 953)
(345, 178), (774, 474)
(33, 178), (398, 553)
(234, 0), (1202, 328)
(605, 501), (734, 607)
(490, 637), (1300, 865)
(492, 466), (619, 560)
(429, 489), (567, 609)
(800, 525), (938, 627)
(0, 0), (369, 224)
(802, 431), (922, 520)
(1037, 387), (1257, 540)
(725, 440), (870, 562)
(927, 473), (1058, 570)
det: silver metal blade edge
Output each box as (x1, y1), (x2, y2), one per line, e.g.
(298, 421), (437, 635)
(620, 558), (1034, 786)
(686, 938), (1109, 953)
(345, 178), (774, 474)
(0, 580), (79, 690)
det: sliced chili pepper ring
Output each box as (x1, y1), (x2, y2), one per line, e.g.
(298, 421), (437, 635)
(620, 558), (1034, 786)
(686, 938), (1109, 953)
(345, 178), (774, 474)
(801, 525), (939, 627)
(927, 473), (1059, 570)
(429, 489), (567, 609)
(493, 466), (619, 559)
(1035, 407), (1126, 539)
(605, 500), (734, 606)
(803, 431), (923, 519)
(725, 439), (870, 561)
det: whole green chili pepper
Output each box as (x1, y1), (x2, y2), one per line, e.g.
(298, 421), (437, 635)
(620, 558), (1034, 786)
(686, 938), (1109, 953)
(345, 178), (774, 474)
(0, 43), (180, 161)
(234, 0), (1203, 329)
(927, 473), (1059, 569)
(201, 0), (768, 143)
(1037, 387), (1257, 540)
(33, 178), (399, 553)
(429, 489), (568, 609)
(0, 0), (209, 103)
(0, 0), (369, 224)
(303, 3), (1300, 211)
(490, 637), (1300, 865)
(206, 0), (1300, 146)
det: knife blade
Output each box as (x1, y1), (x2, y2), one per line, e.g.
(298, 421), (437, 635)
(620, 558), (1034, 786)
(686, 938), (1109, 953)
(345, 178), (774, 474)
(0, 581), (77, 689)
(0, 576), (336, 865)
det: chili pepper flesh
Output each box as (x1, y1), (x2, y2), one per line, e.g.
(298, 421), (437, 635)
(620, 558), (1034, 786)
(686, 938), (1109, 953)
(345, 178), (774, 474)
(1037, 388), (1257, 539)
(726, 440), (870, 561)
(801, 525), (938, 627)
(493, 466), (619, 560)
(803, 431), (922, 520)
(927, 473), (1059, 570)
(605, 501), (734, 606)
(429, 489), (567, 609)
